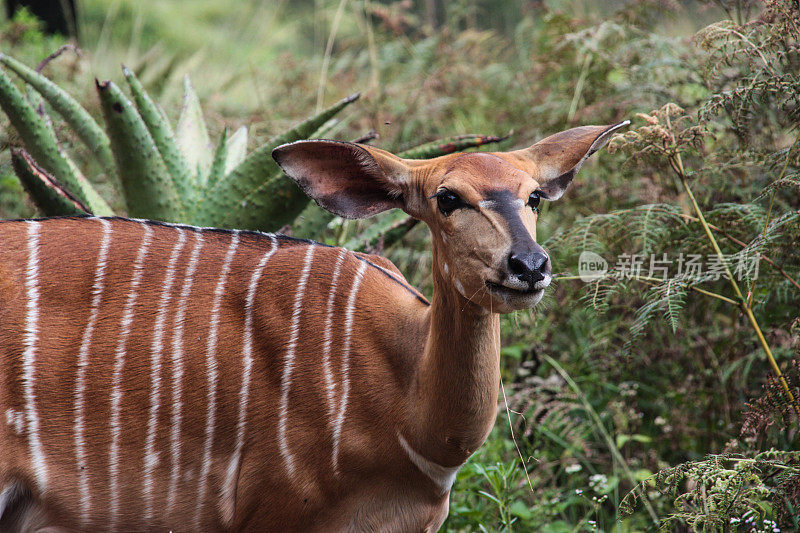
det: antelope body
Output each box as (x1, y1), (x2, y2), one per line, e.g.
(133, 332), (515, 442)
(0, 121), (626, 532)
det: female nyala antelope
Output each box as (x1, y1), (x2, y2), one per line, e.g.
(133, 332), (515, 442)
(0, 121), (626, 532)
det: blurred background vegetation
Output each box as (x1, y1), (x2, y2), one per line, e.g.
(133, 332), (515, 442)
(1, 0), (799, 530)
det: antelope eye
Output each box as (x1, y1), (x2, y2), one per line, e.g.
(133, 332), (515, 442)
(435, 189), (463, 216)
(528, 191), (542, 211)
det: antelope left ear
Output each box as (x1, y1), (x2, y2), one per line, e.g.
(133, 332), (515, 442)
(500, 120), (629, 200)
(272, 140), (416, 219)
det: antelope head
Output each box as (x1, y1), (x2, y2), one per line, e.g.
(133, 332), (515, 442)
(273, 121), (627, 314)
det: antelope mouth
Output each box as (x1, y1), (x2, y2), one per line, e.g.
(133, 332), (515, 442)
(485, 280), (542, 296)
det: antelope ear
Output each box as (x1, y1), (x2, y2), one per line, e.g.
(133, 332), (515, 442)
(499, 120), (629, 200)
(272, 140), (415, 219)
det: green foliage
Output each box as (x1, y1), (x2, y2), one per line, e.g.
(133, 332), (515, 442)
(621, 451), (800, 531)
(0, 57), (363, 228)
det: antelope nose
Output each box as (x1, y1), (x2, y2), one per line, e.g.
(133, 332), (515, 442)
(508, 251), (549, 284)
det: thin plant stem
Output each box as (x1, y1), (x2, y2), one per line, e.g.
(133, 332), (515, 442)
(499, 376), (535, 493)
(688, 285), (738, 306)
(362, 0), (380, 95)
(670, 151), (800, 421)
(567, 53), (593, 123)
(316, 0), (349, 113)
(553, 274), (738, 305)
(543, 355), (660, 527)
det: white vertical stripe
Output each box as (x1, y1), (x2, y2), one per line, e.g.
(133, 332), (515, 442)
(331, 260), (368, 475)
(194, 231), (240, 530)
(222, 235), (279, 523)
(23, 221), (47, 492)
(166, 231), (204, 514)
(397, 432), (460, 495)
(109, 222), (153, 530)
(74, 218), (112, 525)
(277, 244), (316, 477)
(322, 250), (347, 437)
(333, 261), (367, 474)
(143, 228), (187, 519)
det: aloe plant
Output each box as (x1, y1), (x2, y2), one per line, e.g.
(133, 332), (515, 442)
(0, 53), (510, 232)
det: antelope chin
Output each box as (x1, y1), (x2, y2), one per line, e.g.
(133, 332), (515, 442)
(485, 280), (546, 310)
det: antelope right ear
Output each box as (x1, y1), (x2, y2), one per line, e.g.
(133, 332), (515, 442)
(498, 120), (629, 200)
(272, 140), (414, 219)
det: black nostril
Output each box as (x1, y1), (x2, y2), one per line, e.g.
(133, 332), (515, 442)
(508, 251), (549, 283)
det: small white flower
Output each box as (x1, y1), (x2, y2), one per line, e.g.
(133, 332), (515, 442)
(565, 463), (582, 474)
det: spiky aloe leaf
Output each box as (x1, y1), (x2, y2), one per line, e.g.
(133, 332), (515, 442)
(0, 66), (113, 214)
(206, 127), (228, 189)
(204, 126), (249, 191)
(345, 210), (418, 252)
(309, 117), (340, 139)
(96, 79), (184, 221)
(224, 126), (248, 175)
(24, 83), (112, 215)
(123, 65), (195, 208)
(0, 53), (115, 176)
(397, 132), (512, 159)
(11, 148), (87, 215)
(201, 92), (360, 230)
(175, 76), (212, 181)
(36, 101), (112, 216)
(291, 202), (336, 239)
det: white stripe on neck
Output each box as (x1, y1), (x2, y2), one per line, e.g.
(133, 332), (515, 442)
(23, 221), (48, 493)
(143, 228), (187, 520)
(278, 243), (316, 477)
(109, 222), (153, 530)
(75, 217), (112, 525)
(195, 231), (240, 530)
(166, 231), (205, 513)
(397, 432), (460, 496)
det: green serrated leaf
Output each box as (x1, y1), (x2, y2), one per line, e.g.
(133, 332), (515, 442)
(291, 202), (335, 240)
(309, 117), (340, 139)
(397, 132), (512, 159)
(224, 125), (248, 175)
(124, 65), (196, 209)
(212, 169), (306, 230)
(0, 66), (112, 215)
(25, 84), (49, 122)
(201, 92), (360, 230)
(664, 279), (681, 333)
(0, 53), (115, 176)
(11, 148), (88, 216)
(96, 79), (184, 221)
(175, 76), (212, 182)
(206, 127), (228, 190)
(344, 210), (416, 252)
(23, 83), (111, 214)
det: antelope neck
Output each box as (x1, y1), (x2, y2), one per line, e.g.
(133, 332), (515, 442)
(404, 245), (501, 469)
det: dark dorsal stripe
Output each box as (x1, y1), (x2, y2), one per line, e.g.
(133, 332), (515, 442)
(1, 216), (430, 307)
